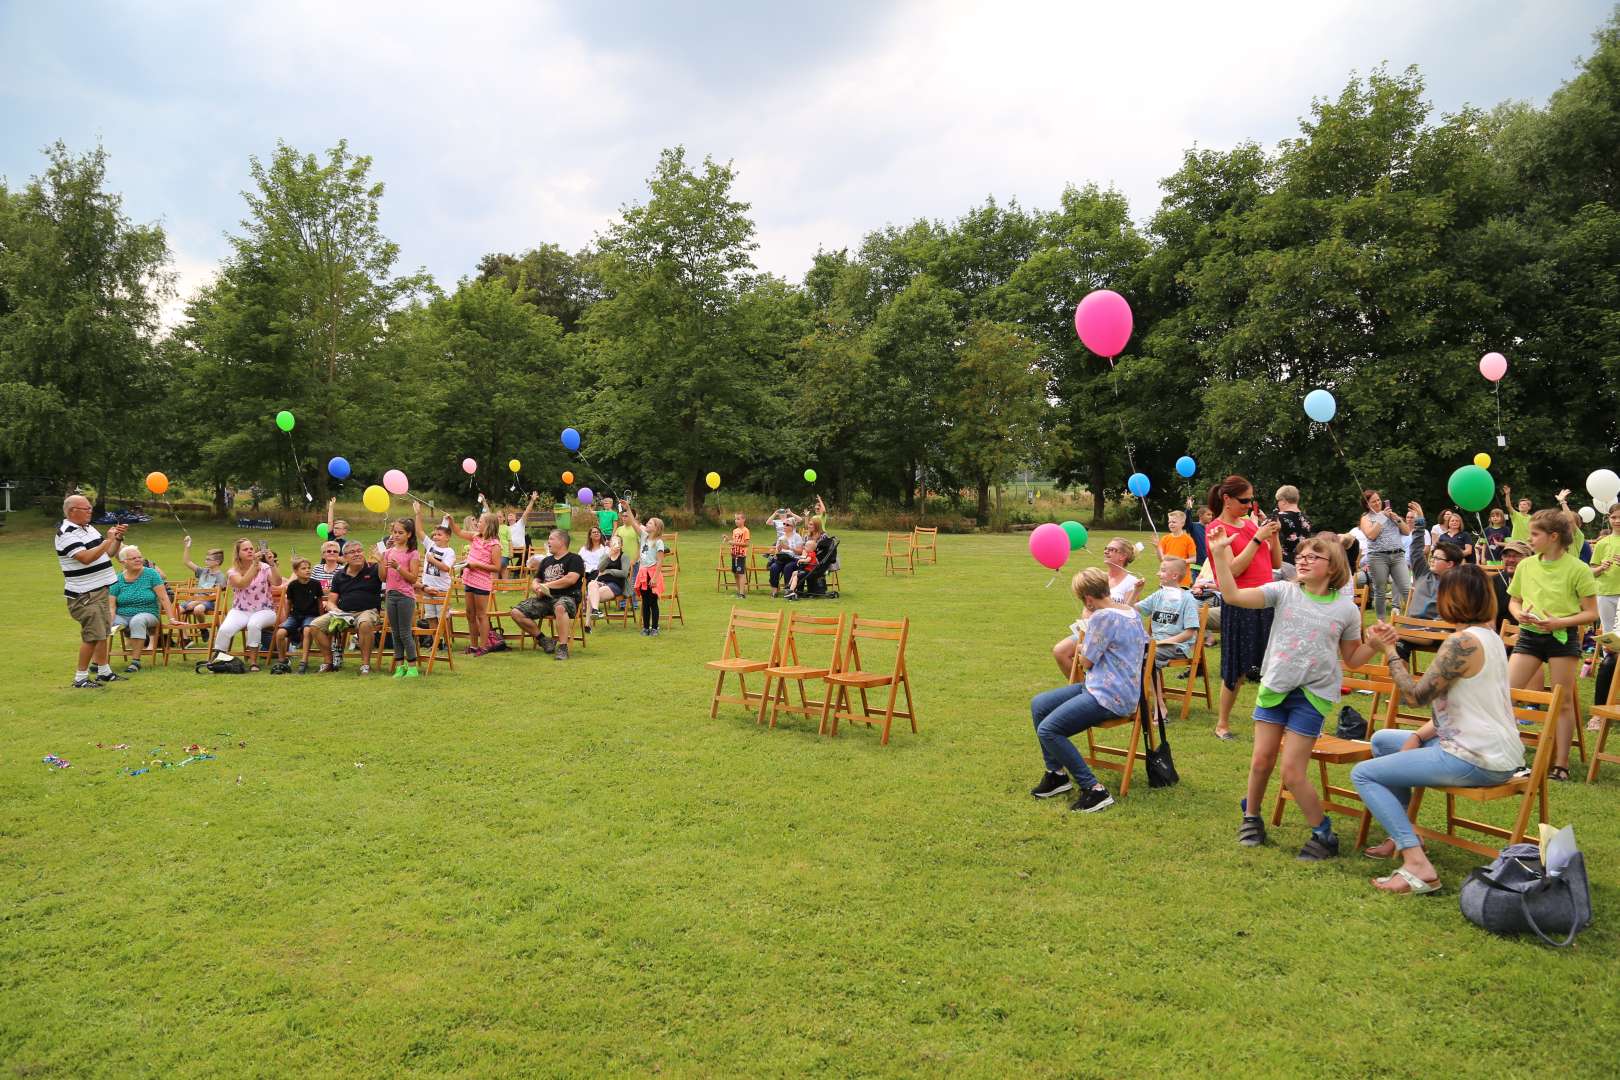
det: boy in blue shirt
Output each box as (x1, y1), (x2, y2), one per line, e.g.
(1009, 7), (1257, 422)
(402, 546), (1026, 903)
(1137, 557), (1200, 722)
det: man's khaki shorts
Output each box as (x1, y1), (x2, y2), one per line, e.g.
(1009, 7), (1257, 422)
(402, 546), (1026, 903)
(311, 609), (380, 634)
(68, 588), (112, 644)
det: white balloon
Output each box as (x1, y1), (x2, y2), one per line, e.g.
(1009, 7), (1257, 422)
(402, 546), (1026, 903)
(1598, 497), (1616, 514)
(1579, 505), (1596, 523)
(1585, 468), (1620, 501)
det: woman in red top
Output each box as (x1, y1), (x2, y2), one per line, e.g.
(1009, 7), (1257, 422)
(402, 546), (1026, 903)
(1206, 475), (1283, 739)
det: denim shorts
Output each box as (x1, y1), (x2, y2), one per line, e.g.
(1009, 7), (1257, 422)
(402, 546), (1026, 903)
(1512, 628), (1582, 661)
(1253, 687), (1327, 739)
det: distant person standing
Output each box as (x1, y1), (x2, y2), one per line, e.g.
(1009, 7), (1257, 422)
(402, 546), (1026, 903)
(56, 494), (127, 688)
(1272, 485), (1312, 567)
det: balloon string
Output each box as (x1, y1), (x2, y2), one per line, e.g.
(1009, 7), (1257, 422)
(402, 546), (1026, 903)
(282, 432), (314, 503)
(1325, 422), (1366, 497)
(1137, 495), (1161, 543)
(1495, 383), (1503, 441)
(160, 494), (184, 530)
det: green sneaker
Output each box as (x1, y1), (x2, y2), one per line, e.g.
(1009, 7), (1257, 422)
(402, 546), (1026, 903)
(403, 665), (420, 678)
(392, 665), (407, 678)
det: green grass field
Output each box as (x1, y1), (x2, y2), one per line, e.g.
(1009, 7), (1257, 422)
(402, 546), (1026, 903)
(2, 517), (1616, 1077)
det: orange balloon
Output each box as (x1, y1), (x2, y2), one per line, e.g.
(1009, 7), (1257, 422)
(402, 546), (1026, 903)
(145, 471), (169, 495)
(562, 471), (574, 485)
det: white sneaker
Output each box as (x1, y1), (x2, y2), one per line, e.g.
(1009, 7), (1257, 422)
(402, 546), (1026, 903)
(359, 664), (371, 676)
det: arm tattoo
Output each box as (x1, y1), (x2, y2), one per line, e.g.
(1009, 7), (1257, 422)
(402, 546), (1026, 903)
(1390, 634), (1477, 706)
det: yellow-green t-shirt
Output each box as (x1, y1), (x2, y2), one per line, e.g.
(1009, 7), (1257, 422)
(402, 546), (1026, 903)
(1509, 509), (1531, 543)
(1508, 550), (1596, 640)
(1592, 535), (1620, 594)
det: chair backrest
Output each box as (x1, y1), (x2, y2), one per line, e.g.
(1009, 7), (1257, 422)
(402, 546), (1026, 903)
(489, 579), (530, 609)
(717, 607), (785, 663)
(1392, 613), (1459, 636)
(779, 611), (846, 670)
(1510, 684), (1565, 771)
(840, 615), (909, 676)
(1353, 585), (1368, 613)
(1343, 661), (1401, 729)
(1499, 622), (1520, 648)
(885, 533), (912, 553)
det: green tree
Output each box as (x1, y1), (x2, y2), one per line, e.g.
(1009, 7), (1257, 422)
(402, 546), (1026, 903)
(0, 142), (172, 503)
(475, 244), (600, 332)
(943, 321), (1046, 522)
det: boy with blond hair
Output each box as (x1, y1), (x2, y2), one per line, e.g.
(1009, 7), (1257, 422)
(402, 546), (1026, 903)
(1158, 510), (1197, 586)
(729, 512), (751, 600)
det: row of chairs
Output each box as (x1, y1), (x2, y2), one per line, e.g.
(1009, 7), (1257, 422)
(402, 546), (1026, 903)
(714, 543), (840, 593)
(883, 527), (937, 575)
(706, 609), (917, 745)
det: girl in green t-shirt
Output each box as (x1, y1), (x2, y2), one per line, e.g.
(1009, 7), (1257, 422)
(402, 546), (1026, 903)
(1506, 508), (1599, 780)
(1592, 505), (1620, 635)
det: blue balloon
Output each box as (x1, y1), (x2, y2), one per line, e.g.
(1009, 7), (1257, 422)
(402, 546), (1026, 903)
(561, 427), (581, 452)
(1175, 455), (1196, 479)
(1303, 389), (1337, 423)
(1127, 472), (1151, 498)
(327, 456), (351, 480)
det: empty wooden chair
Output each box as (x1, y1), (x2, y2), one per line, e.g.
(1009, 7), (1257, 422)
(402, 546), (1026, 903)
(163, 583), (221, 663)
(706, 608), (785, 718)
(419, 586), (455, 675)
(714, 541), (733, 591)
(1587, 641), (1620, 783)
(761, 612), (846, 730)
(1404, 685), (1563, 857)
(820, 616), (917, 745)
(912, 526), (938, 565)
(663, 566), (685, 626)
(1078, 641), (1158, 799)
(1157, 605), (1213, 720)
(882, 533), (915, 576)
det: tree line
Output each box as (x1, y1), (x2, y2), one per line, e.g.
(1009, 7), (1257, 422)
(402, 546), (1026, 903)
(3, 14), (1618, 526)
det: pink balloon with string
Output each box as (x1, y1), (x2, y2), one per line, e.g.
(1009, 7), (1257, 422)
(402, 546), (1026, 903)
(1074, 289), (1133, 358)
(383, 469), (409, 495)
(1479, 352), (1507, 382)
(1029, 523), (1070, 571)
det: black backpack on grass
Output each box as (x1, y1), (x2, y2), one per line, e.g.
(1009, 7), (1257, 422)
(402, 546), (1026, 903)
(195, 651), (247, 675)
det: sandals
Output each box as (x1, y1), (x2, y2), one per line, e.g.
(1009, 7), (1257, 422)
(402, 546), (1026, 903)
(1372, 867), (1442, 895)
(1549, 766), (1571, 783)
(1214, 730), (1236, 741)
(1296, 833), (1341, 861)
(1237, 816), (1267, 847)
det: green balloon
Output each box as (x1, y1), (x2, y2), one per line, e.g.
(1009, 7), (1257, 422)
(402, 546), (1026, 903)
(315, 523), (330, 540)
(804, 468), (817, 483)
(1060, 520), (1088, 550)
(1447, 464), (1494, 512)
(275, 410), (295, 432)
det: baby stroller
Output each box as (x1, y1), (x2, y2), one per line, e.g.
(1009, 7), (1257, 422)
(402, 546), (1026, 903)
(802, 535), (840, 600)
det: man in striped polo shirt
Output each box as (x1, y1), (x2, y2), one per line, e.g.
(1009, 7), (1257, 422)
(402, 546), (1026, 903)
(57, 494), (128, 688)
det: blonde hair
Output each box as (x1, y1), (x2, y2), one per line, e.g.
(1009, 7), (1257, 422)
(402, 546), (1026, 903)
(478, 512), (501, 540)
(1167, 509), (1186, 528)
(1161, 556), (1188, 578)
(1275, 484), (1300, 505)
(1071, 567), (1111, 601)
(1295, 536), (1350, 592)
(1105, 537), (1137, 566)
(646, 516), (665, 541)
(292, 557), (311, 570)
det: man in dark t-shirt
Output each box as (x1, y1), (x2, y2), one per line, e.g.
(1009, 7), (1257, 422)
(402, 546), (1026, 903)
(310, 543), (384, 673)
(512, 529), (585, 660)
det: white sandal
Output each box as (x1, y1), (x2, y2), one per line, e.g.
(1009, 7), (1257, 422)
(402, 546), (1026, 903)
(1372, 867), (1442, 895)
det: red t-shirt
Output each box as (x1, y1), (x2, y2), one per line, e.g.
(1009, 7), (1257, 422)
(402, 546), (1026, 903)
(1210, 517), (1273, 588)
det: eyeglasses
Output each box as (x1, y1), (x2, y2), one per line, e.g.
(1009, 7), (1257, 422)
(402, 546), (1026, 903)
(1233, 495), (1254, 505)
(1294, 552), (1324, 563)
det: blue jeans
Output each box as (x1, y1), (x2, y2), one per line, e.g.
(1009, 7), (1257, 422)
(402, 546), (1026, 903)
(1351, 728), (1516, 850)
(1031, 682), (1120, 789)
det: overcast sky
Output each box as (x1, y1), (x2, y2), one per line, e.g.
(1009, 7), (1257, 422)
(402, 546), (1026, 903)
(1, 0), (1611, 318)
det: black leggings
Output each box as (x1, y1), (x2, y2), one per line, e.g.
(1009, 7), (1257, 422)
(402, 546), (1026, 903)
(639, 588), (659, 629)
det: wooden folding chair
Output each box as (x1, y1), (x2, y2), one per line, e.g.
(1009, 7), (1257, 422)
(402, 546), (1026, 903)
(1270, 665), (1400, 848)
(486, 579), (534, 647)
(882, 533), (915, 576)
(911, 526), (938, 565)
(163, 584), (222, 663)
(419, 586), (455, 674)
(533, 593), (587, 651)
(714, 541), (733, 591)
(1493, 624), (1587, 764)
(1158, 605), (1213, 720)
(1587, 639), (1620, 783)
(1076, 641), (1158, 798)
(662, 532), (680, 569)
(1389, 614), (1457, 726)
(1353, 585), (1369, 616)
(819, 616), (918, 745)
(115, 612), (168, 668)
(748, 545), (775, 590)
(662, 566), (685, 626)
(1405, 685), (1563, 857)
(761, 612), (846, 730)
(706, 608), (785, 718)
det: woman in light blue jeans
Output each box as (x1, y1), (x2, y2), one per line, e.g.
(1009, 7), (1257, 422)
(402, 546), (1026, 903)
(1355, 566), (1526, 894)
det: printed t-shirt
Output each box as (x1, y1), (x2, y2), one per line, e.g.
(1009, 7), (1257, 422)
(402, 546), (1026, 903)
(1136, 587), (1199, 656)
(730, 525), (751, 557)
(231, 563), (276, 613)
(197, 567), (227, 590)
(1110, 572), (1142, 604)
(535, 551), (586, 603)
(1274, 509), (1313, 563)
(311, 563), (339, 589)
(1254, 581), (1362, 717)
(1209, 517), (1273, 588)
(329, 562), (383, 612)
(1080, 607), (1147, 716)
(1157, 533), (1197, 585)
(1508, 550), (1597, 642)
(1592, 534), (1620, 594)
(463, 538), (500, 591)
(639, 537), (666, 569)
(286, 578), (324, 619)
(421, 542), (455, 593)
(109, 567), (165, 617)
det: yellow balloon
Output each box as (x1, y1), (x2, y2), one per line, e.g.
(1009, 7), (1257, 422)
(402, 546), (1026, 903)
(705, 471), (721, 491)
(1473, 452), (1491, 469)
(362, 484), (390, 514)
(508, 459), (521, 473)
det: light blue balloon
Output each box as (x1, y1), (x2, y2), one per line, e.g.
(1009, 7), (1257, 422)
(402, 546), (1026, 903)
(1303, 389), (1337, 423)
(1127, 472), (1151, 498)
(1175, 456), (1196, 479)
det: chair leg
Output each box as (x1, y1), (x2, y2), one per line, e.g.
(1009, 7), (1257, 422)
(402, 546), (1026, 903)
(900, 676), (918, 734)
(878, 680), (900, 746)
(1588, 720), (1610, 783)
(709, 669), (726, 719)
(755, 674), (774, 726)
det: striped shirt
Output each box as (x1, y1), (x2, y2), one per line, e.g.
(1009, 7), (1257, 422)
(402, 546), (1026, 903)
(56, 520), (117, 597)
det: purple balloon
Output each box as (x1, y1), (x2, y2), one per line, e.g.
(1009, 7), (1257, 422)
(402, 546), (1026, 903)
(1028, 522), (1069, 571)
(1074, 289), (1133, 359)
(577, 487), (594, 505)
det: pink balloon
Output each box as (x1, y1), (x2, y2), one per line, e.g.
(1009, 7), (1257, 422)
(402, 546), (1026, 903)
(461, 457), (477, 475)
(382, 469), (409, 495)
(1074, 289), (1133, 358)
(1479, 352), (1507, 382)
(1028, 522), (1070, 571)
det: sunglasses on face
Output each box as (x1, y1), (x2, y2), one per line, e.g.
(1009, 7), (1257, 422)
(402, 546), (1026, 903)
(1232, 495), (1254, 505)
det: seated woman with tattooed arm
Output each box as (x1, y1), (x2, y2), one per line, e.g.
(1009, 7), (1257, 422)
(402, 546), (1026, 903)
(1350, 565), (1527, 896)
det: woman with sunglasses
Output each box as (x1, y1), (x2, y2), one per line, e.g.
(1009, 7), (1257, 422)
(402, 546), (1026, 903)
(1206, 475), (1283, 739)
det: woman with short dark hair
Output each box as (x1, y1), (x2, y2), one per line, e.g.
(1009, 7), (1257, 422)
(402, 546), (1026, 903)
(1354, 565), (1525, 894)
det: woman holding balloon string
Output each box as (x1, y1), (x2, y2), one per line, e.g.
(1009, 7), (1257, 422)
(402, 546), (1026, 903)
(1206, 475), (1283, 740)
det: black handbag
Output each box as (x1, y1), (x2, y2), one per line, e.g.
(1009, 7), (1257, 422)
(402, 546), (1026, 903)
(1335, 705), (1368, 741)
(195, 652), (247, 675)
(1144, 709), (1179, 788)
(1458, 842), (1593, 947)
